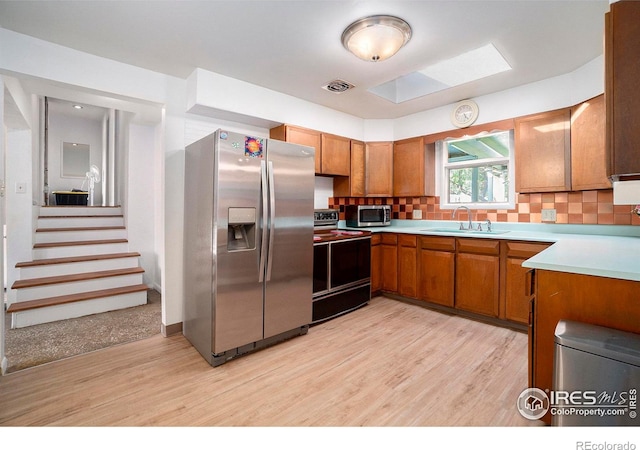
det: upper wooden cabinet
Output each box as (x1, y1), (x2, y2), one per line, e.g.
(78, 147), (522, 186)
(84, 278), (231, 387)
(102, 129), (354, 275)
(270, 124), (321, 173)
(270, 125), (350, 176)
(606, 0), (640, 179)
(515, 108), (571, 193)
(321, 133), (350, 176)
(365, 142), (394, 197)
(334, 140), (391, 197)
(393, 136), (436, 197)
(571, 95), (611, 190)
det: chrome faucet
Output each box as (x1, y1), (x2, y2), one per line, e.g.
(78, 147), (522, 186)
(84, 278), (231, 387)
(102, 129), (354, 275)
(452, 206), (473, 230)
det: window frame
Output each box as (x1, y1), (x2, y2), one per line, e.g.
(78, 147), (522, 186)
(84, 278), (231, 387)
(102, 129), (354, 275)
(436, 129), (516, 211)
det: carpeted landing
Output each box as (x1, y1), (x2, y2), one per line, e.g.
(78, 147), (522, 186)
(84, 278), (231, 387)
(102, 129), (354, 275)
(4, 289), (161, 373)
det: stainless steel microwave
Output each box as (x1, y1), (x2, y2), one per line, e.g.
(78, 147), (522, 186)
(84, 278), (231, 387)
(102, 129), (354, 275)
(345, 205), (391, 227)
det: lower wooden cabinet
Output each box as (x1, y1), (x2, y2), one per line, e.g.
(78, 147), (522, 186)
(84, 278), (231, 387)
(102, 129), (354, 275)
(380, 233), (398, 293)
(418, 236), (455, 307)
(531, 269), (640, 424)
(503, 241), (551, 324)
(398, 235), (417, 298)
(370, 234), (382, 293)
(371, 232), (551, 326)
(455, 238), (500, 317)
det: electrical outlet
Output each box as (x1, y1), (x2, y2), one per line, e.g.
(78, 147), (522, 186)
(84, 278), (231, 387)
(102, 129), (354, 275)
(412, 209), (423, 220)
(541, 208), (557, 222)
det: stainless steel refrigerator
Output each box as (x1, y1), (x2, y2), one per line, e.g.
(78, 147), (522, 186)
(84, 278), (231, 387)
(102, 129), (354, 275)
(183, 129), (315, 366)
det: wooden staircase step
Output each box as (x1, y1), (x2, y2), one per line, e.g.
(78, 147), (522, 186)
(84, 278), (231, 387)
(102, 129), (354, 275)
(33, 239), (128, 249)
(16, 252), (141, 268)
(6, 284), (149, 313)
(11, 267), (145, 289)
(36, 226), (126, 232)
(38, 215), (123, 219)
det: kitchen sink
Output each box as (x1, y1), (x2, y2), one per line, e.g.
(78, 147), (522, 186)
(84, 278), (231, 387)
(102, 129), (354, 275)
(421, 227), (510, 235)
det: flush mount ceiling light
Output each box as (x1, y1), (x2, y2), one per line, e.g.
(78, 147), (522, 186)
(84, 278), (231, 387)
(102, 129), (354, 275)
(342, 15), (412, 62)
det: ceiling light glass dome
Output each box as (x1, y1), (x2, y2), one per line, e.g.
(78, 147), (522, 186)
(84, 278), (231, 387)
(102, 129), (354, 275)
(341, 15), (412, 62)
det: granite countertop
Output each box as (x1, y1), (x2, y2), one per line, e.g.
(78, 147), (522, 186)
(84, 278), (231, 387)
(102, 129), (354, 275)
(340, 220), (640, 282)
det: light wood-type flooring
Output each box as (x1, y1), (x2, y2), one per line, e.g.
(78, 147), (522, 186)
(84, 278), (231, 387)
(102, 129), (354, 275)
(0, 296), (543, 426)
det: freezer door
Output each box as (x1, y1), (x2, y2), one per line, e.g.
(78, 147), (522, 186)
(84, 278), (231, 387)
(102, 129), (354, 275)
(213, 131), (266, 354)
(264, 139), (314, 338)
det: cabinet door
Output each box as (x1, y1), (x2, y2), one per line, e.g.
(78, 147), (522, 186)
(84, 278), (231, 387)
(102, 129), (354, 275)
(418, 236), (455, 307)
(370, 234), (382, 293)
(505, 257), (533, 324)
(393, 137), (435, 197)
(321, 133), (350, 176)
(365, 142), (393, 197)
(571, 95), (610, 190)
(504, 241), (551, 324)
(335, 140), (366, 197)
(270, 125), (322, 174)
(606, 1), (640, 178)
(350, 140), (366, 197)
(380, 234), (398, 292)
(455, 239), (500, 317)
(397, 235), (417, 298)
(515, 109), (571, 192)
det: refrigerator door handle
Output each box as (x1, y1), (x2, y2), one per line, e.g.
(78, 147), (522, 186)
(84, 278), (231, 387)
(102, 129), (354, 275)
(259, 160), (268, 282)
(266, 161), (276, 282)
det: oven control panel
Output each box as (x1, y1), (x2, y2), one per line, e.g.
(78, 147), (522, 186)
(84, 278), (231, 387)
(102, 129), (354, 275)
(313, 209), (339, 227)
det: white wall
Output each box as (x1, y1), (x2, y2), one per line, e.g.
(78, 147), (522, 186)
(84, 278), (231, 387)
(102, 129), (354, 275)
(127, 123), (157, 289)
(5, 129), (33, 304)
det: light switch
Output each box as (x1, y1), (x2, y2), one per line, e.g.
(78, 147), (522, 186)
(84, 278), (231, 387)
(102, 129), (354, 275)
(412, 209), (423, 220)
(15, 182), (27, 194)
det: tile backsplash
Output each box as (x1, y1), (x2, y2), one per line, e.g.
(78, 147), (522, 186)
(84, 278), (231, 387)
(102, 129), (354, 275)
(329, 189), (640, 226)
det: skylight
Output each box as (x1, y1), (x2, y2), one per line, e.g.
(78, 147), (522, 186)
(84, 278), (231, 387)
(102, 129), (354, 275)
(368, 43), (512, 104)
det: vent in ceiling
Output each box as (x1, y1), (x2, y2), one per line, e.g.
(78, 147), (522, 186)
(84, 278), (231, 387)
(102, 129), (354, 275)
(322, 79), (355, 94)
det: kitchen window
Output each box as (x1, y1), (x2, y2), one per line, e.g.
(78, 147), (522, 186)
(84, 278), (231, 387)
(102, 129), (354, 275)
(436, 129), (515, 210)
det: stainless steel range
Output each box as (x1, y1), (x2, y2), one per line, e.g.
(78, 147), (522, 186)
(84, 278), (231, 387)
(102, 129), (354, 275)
(312, 209), (371, 323)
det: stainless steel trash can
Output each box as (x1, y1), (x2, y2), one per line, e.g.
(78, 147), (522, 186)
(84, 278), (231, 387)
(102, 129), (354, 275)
(552, 320), (640, 426)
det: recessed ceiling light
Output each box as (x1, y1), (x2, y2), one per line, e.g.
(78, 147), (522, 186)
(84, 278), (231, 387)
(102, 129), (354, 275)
(73, 104), (83, 109)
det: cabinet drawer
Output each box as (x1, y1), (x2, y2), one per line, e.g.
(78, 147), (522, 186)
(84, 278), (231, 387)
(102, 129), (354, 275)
(398, 234), (417, 247)
(419, 236), (455, 252)
(456, 238), (500, 255)
(371, 234), (382, 245)
(381, 234), (398, 245)
(506, 241), (551, 258)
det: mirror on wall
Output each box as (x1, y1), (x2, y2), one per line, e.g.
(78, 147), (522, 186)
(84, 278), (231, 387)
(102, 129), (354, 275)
(61, 141), (90, 178)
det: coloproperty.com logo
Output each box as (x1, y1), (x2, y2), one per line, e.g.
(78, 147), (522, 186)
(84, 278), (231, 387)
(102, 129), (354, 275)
(516, 387), (638, 421)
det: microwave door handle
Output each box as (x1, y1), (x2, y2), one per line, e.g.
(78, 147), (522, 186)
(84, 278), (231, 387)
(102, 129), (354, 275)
(258, 160), (268, 282)
(266, 161), (276, 282)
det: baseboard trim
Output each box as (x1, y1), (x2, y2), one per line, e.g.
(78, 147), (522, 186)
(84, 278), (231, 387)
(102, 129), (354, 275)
(162, 321), (182, 337)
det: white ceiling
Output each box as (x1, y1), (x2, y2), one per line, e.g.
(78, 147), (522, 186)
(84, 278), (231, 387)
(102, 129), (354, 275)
(0, 0), (610, 120)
